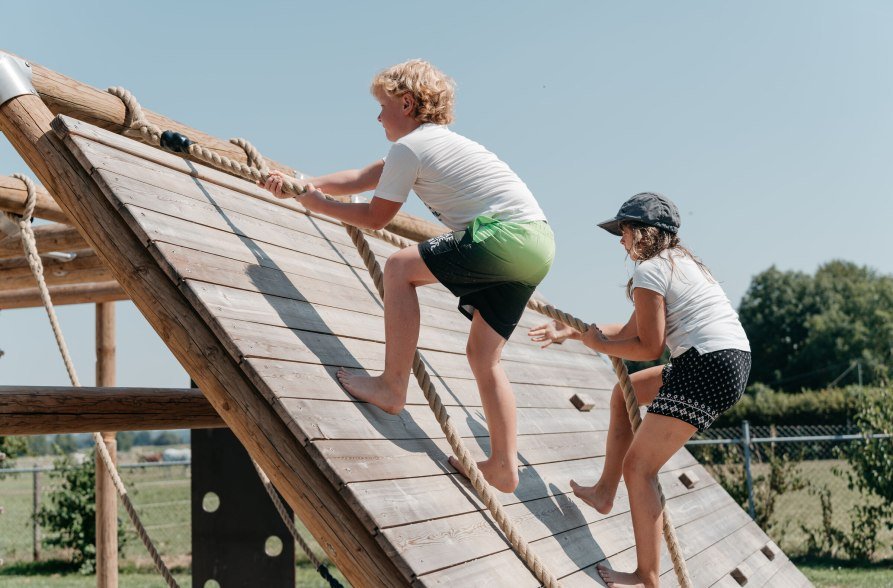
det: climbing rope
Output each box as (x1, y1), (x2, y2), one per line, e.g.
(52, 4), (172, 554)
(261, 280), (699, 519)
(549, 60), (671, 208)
(8, 174), (180, 588)
(350, 228), (694, 587)
(106, 86), (692, 587)
(107, 87), (560, 587)
(251, 461), (343, 588)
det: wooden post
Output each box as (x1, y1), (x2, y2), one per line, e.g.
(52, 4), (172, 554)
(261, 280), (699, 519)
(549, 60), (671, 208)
(95, 302), (117, 588)
(0, 84), (405, 585)
(32, 465), (41, 562)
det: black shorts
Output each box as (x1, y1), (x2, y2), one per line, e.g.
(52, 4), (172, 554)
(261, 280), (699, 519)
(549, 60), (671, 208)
(648, 348), (751, 431)
(418, 218), (554, 340)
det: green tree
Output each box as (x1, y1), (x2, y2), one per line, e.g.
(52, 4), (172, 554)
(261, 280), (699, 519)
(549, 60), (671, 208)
(739, 261), (893, 390)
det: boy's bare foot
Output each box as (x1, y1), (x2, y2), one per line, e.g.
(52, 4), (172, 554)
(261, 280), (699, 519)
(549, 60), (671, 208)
(337, 369), (406, 415)
(570, 479), (616, 514)
(447, 455), (519, 493)
(596, 564), (648, 588)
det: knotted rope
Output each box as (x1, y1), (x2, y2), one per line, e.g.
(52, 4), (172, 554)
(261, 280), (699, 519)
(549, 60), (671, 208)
(358, 229), (693, 587)
(8, 174), (180, 588)
(108, 87), (560, 587)
(106, 86), (692, 587)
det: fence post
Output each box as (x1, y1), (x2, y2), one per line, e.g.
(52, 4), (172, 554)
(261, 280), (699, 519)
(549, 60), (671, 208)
(742, 420), (756, 519)
(32, 466), (41, 562)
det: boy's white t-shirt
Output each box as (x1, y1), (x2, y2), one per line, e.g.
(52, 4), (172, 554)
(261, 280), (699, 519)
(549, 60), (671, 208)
(374, 123), (547, 231)
(632, 250), (750, 357)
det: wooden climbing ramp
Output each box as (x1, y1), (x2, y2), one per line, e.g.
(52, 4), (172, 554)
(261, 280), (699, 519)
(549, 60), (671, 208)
(1, 100), (812, 585)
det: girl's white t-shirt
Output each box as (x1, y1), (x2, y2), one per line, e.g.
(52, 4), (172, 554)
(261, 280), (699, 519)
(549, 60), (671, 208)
(632, 250), (751, 357)
(374, 123), (546, 231)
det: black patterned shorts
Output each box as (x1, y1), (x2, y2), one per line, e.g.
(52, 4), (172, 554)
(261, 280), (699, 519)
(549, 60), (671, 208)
(648, 348), (751, 431)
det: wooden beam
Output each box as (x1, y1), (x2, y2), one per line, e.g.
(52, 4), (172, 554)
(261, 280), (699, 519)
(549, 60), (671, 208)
(0, 222), (88, 259)
(0, 174), (67, 222)
(0, 281), (126, 309)
(0, 386), (223, 434)
(95, 302), (117, 588)
(15, 54), (444, 243)
(0, 249), (114, 291)
(0, 91), (405, 585)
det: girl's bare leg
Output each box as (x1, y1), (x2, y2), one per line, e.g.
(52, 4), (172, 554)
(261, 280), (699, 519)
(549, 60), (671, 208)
(596, 413), (697, 588)
(448, 311), (519, 493)
(570, 365), (664, 513)
(338, 246), (437, 414)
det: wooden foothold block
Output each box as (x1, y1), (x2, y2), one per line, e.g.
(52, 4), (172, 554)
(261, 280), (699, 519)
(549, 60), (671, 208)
(731, 567), (748, 586)
(678, 469), (700, 489)
(760, 543), (776, 560)
(569, 393), (595, 412)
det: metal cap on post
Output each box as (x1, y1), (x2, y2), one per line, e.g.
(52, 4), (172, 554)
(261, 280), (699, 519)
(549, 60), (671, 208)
(0, 53), (37, 106)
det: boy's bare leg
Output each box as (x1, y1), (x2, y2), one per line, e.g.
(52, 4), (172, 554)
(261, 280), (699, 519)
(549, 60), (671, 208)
(448, 311), (519, 493)
(337, 246), (437, 414)
(596, 413), (697, 588)
(571, 365), (663, 514)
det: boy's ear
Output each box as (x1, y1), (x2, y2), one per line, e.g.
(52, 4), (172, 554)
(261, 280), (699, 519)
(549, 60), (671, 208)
(402, 93), (415, 114)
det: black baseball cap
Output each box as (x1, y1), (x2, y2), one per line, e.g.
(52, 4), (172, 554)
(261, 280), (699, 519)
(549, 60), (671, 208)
(597, 192), (681, 236)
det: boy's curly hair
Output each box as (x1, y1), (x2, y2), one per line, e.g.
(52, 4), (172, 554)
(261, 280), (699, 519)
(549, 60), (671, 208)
(371, 59), (455, 125)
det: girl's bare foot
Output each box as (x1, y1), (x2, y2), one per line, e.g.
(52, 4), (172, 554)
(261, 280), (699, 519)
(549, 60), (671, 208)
(337, 369), (406, 415)
(570, 479), (617, 514)
(596, 564), (648, 588)
(447, 455), (519, 493)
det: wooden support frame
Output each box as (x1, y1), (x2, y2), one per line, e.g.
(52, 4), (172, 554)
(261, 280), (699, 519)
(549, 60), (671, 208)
(15, 53), (443, 243)
(0, 249), (114, 291)
(0, 173), (67, 222)
(0, 222), (88, 259)
(0, 90), (406, 585)
(95, 302), (117, 588)
(0, 386), (223, 434)
(0, 281), (126, 309)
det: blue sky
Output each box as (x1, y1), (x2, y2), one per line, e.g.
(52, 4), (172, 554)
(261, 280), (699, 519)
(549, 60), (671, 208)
(1, 1), (891, 388)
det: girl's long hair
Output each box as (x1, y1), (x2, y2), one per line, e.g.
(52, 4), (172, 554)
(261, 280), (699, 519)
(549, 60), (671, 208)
(623, 222), (713, 301)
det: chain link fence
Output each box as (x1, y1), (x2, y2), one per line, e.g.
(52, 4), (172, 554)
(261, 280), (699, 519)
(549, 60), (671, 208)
(0, 461), (191, 569)
(687, 422), (893, 561)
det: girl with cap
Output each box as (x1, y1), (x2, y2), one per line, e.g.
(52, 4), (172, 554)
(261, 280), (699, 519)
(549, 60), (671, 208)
(529, 192), (750, 588)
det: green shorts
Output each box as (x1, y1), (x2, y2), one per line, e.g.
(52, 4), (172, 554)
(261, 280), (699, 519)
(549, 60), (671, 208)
(418, 216), (555, 339)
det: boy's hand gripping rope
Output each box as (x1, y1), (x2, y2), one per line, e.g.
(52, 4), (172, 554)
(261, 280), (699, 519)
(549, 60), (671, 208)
(8, 174), (180, 588)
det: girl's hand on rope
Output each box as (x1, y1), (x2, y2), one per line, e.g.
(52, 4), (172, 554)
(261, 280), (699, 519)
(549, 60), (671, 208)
(528, 320), (579, 348)
(581, 324), (609, 352)
(260, 169), (300, 199)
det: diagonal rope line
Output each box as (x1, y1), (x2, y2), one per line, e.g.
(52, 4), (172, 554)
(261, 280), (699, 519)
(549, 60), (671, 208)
(250, 460), (343, 588)
(106, 85), (692, 587)
(106, 87), (560, 586)
(9, 174), (180, 588)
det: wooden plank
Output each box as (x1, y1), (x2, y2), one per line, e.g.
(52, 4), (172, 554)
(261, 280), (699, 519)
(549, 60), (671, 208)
(760, 559), (812, 588)
(35, 110), (406, 584)
(352, 455), (704, 531)
(247, 357), (608, 411)
(0, 222), (87, 259)
(0, 281), (126, 309)
(0, 174), (67, 222)
(315, 430), (611, 483)
(660, 519), (776, 588)
(0, 249), (114, 291)
(186, 280), (596, 370)
(414, 482), (733, 586)
(713, 543), (791, 588)
(219, 317), (601, 388)
(279, 398), (609, 444)
(52, 105), (444, 241)
(75, 132), (577, 336)
(0, 386), (222, 434)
